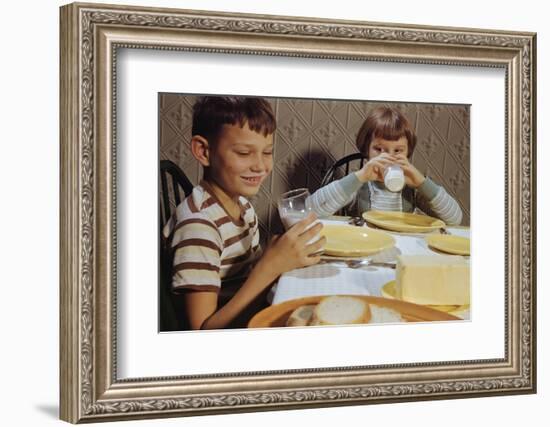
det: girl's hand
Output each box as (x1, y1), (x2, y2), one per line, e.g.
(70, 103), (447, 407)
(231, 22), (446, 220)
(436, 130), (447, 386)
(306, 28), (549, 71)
(393, 154), (426, 188)
(355, 153), (395, 183)
(259, 213), (325, 277)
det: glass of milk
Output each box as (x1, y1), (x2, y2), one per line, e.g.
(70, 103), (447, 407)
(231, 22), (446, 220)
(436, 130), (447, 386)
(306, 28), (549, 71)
(384, 164), (405, 192)
(277, 188), (322, 246)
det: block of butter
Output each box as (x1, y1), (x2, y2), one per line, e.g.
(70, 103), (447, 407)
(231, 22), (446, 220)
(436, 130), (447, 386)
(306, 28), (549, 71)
(395, 255), (470, 306)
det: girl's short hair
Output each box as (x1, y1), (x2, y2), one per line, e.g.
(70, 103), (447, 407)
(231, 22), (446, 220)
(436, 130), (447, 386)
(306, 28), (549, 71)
(356, 107), (417, 158)
(192, 96), (276, 144)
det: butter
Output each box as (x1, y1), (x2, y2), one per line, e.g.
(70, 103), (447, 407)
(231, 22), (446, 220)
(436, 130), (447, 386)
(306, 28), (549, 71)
(396, 255), (470, 305)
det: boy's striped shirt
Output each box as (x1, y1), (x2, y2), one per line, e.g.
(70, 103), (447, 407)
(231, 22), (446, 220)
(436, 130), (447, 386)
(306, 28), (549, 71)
(163, 183), (260, 294)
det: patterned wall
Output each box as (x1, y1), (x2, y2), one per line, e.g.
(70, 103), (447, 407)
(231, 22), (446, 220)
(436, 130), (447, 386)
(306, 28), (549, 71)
(159, 94), (470, 240)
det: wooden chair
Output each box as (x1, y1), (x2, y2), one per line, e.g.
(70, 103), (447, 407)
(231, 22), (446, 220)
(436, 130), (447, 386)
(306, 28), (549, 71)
(159, 160), (194, 331)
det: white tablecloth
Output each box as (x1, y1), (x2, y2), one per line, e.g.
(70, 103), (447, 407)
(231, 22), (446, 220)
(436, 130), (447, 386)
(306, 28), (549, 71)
(269, 219), (470, 319)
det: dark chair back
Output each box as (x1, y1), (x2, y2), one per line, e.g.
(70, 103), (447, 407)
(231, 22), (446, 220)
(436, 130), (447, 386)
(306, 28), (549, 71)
(159, 160), (194, 331)
(159, 159), (194, 227)
(319, 153), (367, 216)
(320, 153), (367, 188)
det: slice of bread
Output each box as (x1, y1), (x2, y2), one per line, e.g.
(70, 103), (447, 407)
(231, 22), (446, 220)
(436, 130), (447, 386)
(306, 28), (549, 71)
(286, 304), (316, 327)
(309, 296), (371, 326)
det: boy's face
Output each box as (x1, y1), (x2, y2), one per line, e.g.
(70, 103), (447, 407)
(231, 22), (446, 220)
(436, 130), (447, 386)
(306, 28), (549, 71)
(207, 123), (274, 199)
(368, 136), (409, 159)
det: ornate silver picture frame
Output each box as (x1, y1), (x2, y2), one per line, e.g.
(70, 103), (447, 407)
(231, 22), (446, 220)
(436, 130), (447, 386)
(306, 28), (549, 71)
(60, 2), (536, 423)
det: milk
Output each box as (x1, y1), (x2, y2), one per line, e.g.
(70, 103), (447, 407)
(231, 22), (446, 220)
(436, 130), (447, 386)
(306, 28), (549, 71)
(279, 211), (323, 246)
(384, 165), (405, 192)
(280, 212), (306, 229)
(278, 188), (323, 249)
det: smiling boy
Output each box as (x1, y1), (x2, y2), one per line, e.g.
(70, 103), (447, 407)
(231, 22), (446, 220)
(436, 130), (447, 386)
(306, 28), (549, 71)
(164, 96), (324, 330)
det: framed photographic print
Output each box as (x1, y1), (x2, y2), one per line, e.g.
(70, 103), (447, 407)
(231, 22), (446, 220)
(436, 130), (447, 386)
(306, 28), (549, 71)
(60, 2), (536, 423)
(158, 94), (472, 332)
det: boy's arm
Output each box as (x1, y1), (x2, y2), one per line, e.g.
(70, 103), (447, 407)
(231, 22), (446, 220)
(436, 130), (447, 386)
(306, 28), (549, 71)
(183, 291), (218, 330)
(194, 214), (325, 330)
(188, 260), (278, 330)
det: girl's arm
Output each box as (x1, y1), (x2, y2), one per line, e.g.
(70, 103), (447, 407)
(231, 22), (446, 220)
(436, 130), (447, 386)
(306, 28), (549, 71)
(393, 154), (463, 226)
(309, 153), (396, 217)
(308, 174), (362, 217)
(415, 178), (463, 226)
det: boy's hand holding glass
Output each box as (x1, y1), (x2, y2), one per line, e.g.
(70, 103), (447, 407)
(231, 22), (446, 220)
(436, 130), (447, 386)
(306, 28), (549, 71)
(277, 188), (323, 244)
(260, 213), (325, 276)
(392, 153), (426, 188)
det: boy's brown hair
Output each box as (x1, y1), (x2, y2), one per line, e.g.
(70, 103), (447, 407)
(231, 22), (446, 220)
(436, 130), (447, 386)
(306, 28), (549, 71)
(192, 96), (276, 144)
(356, 106), (417, 159)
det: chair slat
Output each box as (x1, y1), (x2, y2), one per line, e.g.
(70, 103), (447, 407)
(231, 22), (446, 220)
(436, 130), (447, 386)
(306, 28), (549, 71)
(172, 175), (181, 206)
(160, 170), (170, 226)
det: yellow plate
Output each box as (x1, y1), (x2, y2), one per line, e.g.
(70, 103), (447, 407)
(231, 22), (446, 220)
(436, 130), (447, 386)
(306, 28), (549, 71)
(363, 210), (445, 233)
(381, 280), (469, 315)
(426, 234), (470, 256)
(320, 224), (395, 257)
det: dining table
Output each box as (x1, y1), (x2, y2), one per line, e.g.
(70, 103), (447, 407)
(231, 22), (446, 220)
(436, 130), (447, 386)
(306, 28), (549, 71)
(267, 215), (471, 321)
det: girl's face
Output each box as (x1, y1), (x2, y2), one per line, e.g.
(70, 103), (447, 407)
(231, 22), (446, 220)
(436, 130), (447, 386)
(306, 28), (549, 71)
(368, 136), (409, 159)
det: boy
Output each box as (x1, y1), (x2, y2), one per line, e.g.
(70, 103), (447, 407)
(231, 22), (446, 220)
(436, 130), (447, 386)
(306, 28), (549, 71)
(309, 106), (463, 225)
(164, 96), (324, 330)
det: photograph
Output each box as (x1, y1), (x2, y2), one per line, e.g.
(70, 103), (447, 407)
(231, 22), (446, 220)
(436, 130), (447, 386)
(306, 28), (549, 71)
(158, 94), (471, 332)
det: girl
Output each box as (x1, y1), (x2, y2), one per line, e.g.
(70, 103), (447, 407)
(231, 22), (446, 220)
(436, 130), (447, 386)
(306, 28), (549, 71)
(309, 106), (463, 225)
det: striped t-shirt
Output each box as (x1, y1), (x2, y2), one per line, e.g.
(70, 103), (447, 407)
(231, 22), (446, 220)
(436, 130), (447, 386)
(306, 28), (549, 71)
(163, 183), (261, 294)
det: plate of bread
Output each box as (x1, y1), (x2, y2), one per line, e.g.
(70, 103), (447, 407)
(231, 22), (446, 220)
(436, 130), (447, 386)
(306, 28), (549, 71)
(248, 294), (459, 328)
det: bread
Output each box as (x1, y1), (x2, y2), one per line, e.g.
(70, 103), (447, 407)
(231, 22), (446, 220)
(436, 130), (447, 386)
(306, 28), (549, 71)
(309, 296), (371, 326)
(285, 296), (403, 327)
(285, 304), (316, 327)
(369, 304), (403, 323)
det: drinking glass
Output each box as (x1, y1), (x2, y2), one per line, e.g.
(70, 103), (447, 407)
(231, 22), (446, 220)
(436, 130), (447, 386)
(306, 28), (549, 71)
(278, 188), (311, 229)
(277, 188), (322, 245)
(384, 164), (405, 192)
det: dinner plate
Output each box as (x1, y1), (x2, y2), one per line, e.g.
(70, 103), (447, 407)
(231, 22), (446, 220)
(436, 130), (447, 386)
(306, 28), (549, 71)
(362, 210), (445, 233)
(249, 295), (459, 328)
(320, 224), (395, 257)
(381, 280), (469, 316)
(426, 234), (470, 256)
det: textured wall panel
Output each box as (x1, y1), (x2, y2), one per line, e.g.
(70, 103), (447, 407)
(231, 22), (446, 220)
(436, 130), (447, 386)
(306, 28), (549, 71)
(159, 94), (470, 240)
